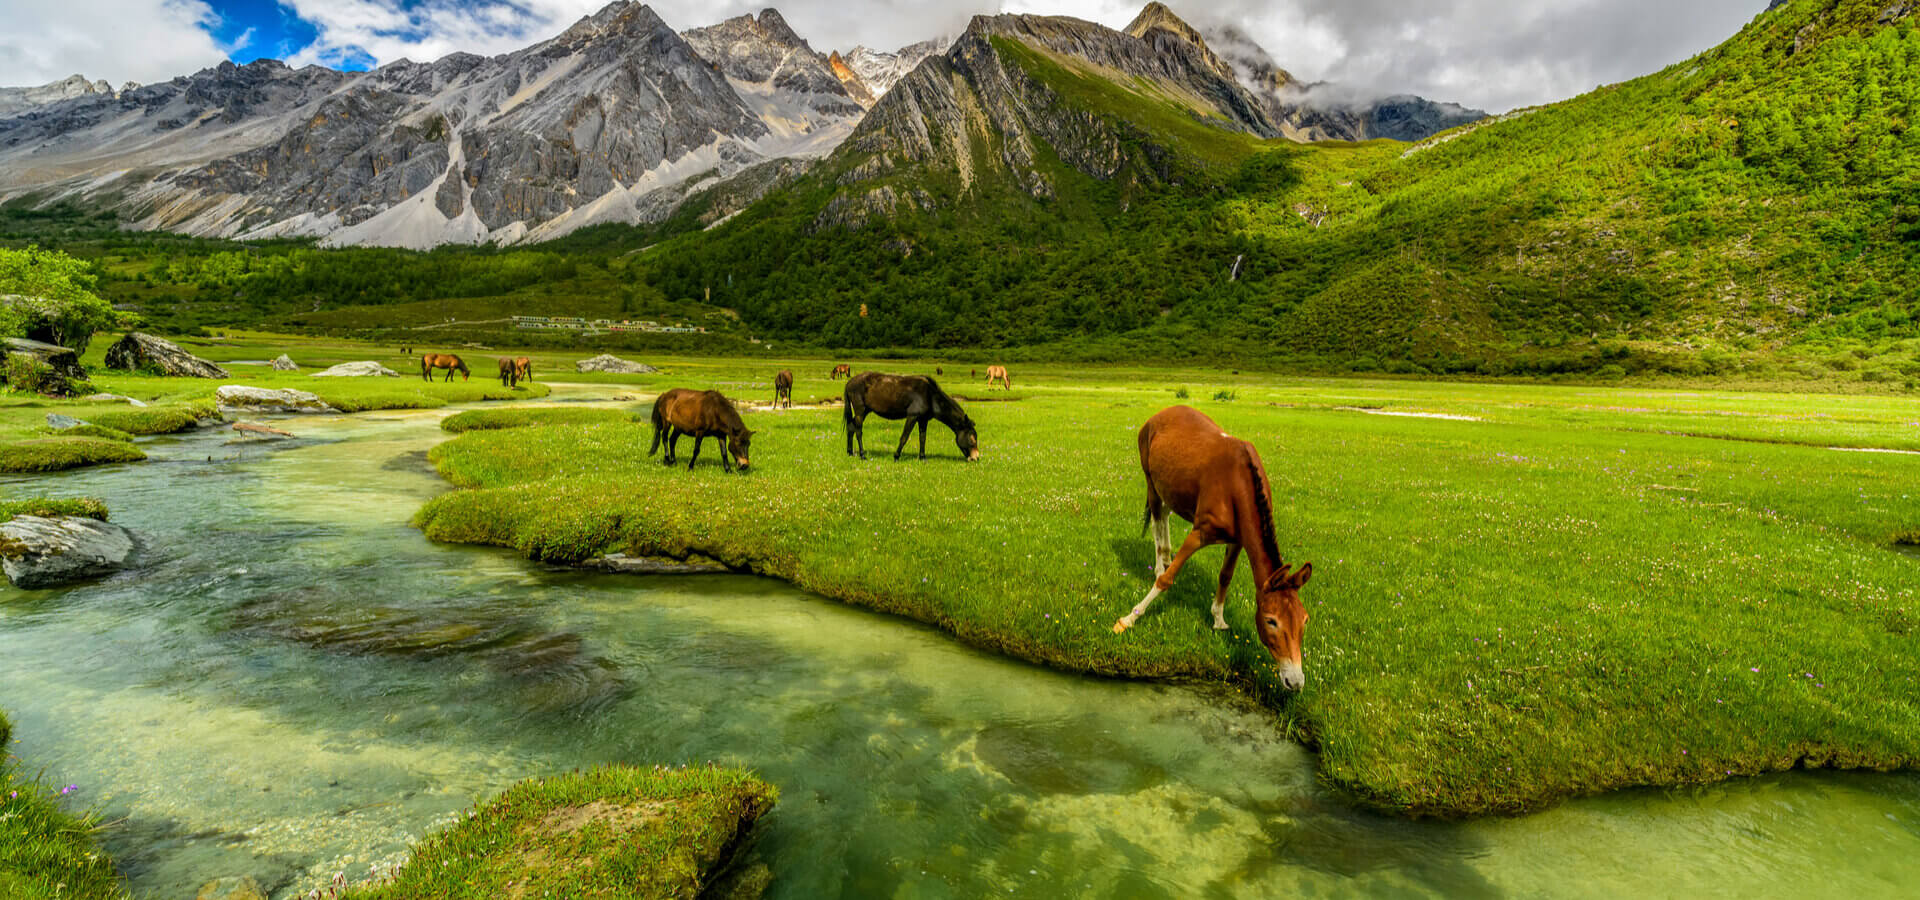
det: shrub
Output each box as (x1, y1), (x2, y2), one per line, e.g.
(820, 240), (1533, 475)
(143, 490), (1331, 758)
(1173, 387), (1190, 399)
(2, 355), (85, 397)
(1212, 389), (1238, 402)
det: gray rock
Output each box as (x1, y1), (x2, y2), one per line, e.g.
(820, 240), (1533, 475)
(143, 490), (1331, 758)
(310, 361), (400, 378)
(214, 385), (336, 413)
(270, 354), (299, 371)
(575, 354), (658, 374)
(585, 553), (731, 575)
(193, 875), (267, 900)
(102, 333), (230, 378)
(2, 336), (87, 381)
(0, 516), (136, 590)
(45, 413), (90, 430)
(83, 393), (148, 407)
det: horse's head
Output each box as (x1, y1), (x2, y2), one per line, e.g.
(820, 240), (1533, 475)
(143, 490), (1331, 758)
(954, 419), (980, 461)
(1256, 562), (1313, 690)
(729, 429), (755, 471)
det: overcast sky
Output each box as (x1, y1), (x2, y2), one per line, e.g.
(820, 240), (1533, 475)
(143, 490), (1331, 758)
(3, 0), (1770, 113)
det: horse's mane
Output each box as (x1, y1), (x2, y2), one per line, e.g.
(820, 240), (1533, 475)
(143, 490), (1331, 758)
(924, 376), (971, 426)
(709, 390), (746, 430)
(1242, 443), (1283, 573)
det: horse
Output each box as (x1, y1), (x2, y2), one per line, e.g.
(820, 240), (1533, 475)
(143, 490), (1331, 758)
(986, 365), (1012, 390)
(514, 356), (533, 384)
(422, 353), (469, 382)
(648, 389), (753, 473)
(1112, 405), (1314, 691)
(831, 364), (852, 380)
(843, 372), (979, 461)
(774, 370), (793, 409)
(497, 356), (518, 387)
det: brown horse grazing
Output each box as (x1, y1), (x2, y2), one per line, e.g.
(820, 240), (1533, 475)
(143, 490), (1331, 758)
(844, 372), (979, 461)
(514, 357), (533, 384)
(497, 356), (518, 387)
(648, 389), (754, 473)
(422, 353), (469, 382)
(986, 365), (1012, 390)
(831, 364), (852, 380)
(773, 370), (793, 409)
(1113, 405), (1313, 691)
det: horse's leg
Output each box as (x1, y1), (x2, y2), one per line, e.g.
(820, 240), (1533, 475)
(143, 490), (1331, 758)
(1211, 545), (1240, 631)
(1151, 502), (1173, 579)
(665, 428), (680, 465)
(917, 418), (928, 459)
(688, 435), (703, 470)
(894, 419), (917, 460)
(852, 413), (868, 459)
(1115, 530), (1211, 633)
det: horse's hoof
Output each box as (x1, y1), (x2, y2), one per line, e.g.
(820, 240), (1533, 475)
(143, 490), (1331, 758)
(1213, 622), (1230, 631)
(1112, 620), (1131, 634)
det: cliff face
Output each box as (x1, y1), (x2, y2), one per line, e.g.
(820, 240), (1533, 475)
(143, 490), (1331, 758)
(0, 74), (117, 117)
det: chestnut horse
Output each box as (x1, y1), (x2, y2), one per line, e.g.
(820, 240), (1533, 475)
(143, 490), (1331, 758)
(774, 370), (793, 409)
(648, 388), (754, 472)
(1113, 405), (1313, 690)
(986, 365), (1012, 390)
(514, 357), (533, 384)
(831, 364), (852, 380)
(422, 353), (469, 382)
(844, 372), (979, 461)
(497, 357), (518, 387)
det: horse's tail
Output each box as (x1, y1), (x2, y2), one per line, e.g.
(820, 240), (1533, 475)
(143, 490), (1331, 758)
(1141, 496), (1152, 537)
(648, 402), (665, 457)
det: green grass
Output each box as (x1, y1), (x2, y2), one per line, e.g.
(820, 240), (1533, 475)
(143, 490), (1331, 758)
(0, 710), (129, 900)
(442, 407), (641, 434)
(35, 424), (132, 442)
(418, 368), (1920, 817)
(0, 498), (107, 522)
(346, 765), (775, 900)
(0, 438), (146, 473)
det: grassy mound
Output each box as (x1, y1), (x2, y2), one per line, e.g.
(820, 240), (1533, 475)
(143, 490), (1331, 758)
(313, 380), (550, 413)
(0, 498), (108, 523)
(81, 404), (211, 436)
(0, 438), (146, 473)
(419, 380), (1920, 816)
(36, 424), (133, 443)
(441, 407), (638, 434)
(0, 710), (129, 900)
(348, 765), (775, 900)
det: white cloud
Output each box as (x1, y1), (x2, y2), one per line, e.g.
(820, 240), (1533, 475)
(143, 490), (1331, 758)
(0, 0), (233, 88)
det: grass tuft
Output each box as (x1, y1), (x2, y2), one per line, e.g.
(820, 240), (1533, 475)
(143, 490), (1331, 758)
(0, 498), (108, 523)
(0, 710), (129, 900)
(0, 438), (146, 473)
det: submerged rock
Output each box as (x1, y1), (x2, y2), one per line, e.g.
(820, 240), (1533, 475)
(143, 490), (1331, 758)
(194, 875), (267, 900)
(270, 354), (299, 371)
(576, 354), (658, 374)
(102, 332), (230, 378)
(585, 553), (732, 575)
(310, 361), (400, 378)
(0, 515), (136, 589)
(214, 385), (335, 413)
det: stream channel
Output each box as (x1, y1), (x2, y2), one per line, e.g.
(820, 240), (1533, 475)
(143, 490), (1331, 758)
(4, 385), (1919, 898)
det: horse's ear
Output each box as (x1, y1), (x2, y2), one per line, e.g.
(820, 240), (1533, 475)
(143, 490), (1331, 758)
(1263, 565), (1291, 593)
(1288, 562), (1313, 589)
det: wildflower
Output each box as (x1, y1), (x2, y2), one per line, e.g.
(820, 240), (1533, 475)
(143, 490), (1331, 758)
(59, 784), (78, 796)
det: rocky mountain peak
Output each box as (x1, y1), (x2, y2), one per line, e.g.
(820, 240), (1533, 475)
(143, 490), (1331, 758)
(828, 51), (878, 107)
(0, 73), (117, 118)
(1124, 2), (1207, 47)
(559, 1), (670, 42)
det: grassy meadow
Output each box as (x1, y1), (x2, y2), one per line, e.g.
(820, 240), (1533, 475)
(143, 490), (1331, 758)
(0, 710), (127, 900)
(414, 354), (1920, 817)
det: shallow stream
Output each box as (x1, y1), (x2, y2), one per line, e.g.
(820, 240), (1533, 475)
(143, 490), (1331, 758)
(4, 386), (1919, 898)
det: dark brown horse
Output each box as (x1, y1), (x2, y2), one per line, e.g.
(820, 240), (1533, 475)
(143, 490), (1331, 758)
(831, 364), (852, 380)
(514, 357), (533, 384)
(497, 356), (518, 387)
(648, 389), (754, 473)
(422, 353), (469, 382)
(843, 372), (979, 461)
(774, 370), (793, 409)
(1113, 405), (1313, 690)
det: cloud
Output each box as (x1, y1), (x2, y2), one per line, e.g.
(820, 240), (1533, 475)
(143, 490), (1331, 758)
(0, 0), (234, 88)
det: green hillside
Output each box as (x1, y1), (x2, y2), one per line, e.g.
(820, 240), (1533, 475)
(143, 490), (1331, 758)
(640, 0), (1920, 379)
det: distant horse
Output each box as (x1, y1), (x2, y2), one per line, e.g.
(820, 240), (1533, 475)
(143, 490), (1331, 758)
(936, 367), (944, 375)
(844, 372), (979, 461)
(422, 353), (469, 382)
(1113, 405), (1313, 691)
(831, 364), (852, 380)
(774, 370), (794, 409)
(648, 388), (754, 473)
(514, 356), (533, 384)
(497, 357), (518, 387)
(986, 365), (1012, 390)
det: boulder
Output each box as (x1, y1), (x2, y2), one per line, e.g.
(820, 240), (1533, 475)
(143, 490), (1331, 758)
(270, 354), (299, 371)
(193, 876), (267, 900)
(0, 515), (136, 589)
(214, 385), (335, 413)
(82, 393), (148, 407)
(102, 333), (230, 378)
(45, 413), (90, 430)
(311, 361), (400, 378)
(576, 354), (658, 374)
(2, 337), (86, 380)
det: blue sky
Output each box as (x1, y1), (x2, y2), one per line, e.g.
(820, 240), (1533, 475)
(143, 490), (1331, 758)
(206, 0), (338, 68)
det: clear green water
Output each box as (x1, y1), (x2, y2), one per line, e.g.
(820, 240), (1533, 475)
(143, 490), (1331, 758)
(4, 389), (1920, 898)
